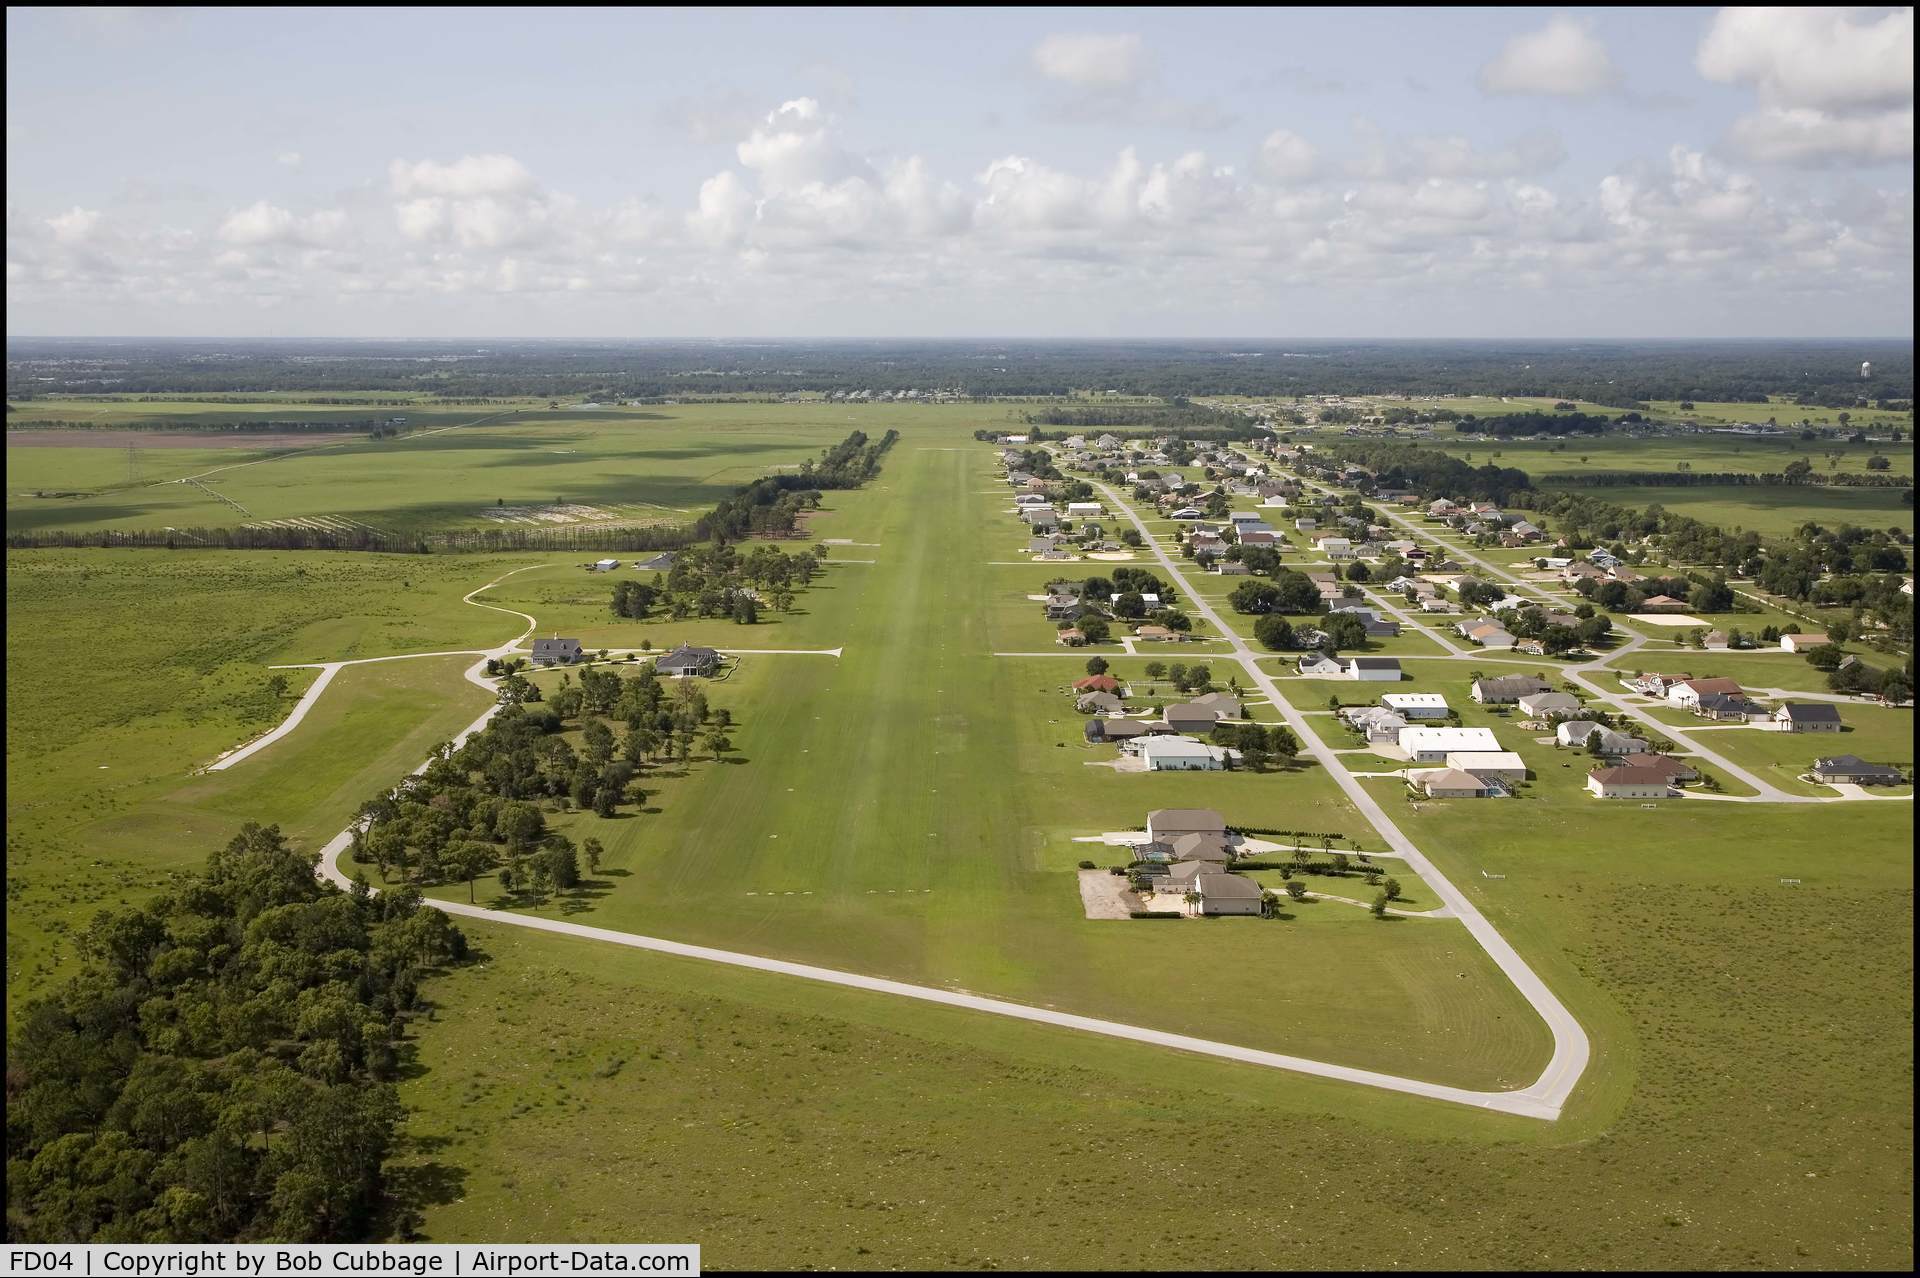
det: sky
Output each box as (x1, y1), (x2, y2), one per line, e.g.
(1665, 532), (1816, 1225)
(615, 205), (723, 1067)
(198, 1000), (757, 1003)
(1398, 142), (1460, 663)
(5, 6), (1914, 339)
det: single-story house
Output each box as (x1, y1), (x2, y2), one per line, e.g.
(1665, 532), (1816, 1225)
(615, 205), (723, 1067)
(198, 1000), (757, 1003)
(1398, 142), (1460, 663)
(1668, 677), (1744, 711)
(1168, 832), (1234, 864)
(632, 552), (676, 572)
(1065, 502), (1104, 518)
(1077, 691), (1124, 714)
(1146, 809), (1228, 842)
(531, 637), (584, 666)
(1463, 622), (1516, 649)
(655, 644), (721, 677)
(1695, 692), (1766, 721)
(1298, 652), (1344, 676)
(1618, 753), (1699, 784)
(1624, 672), (1693, 696)
(1163, 703), (1225, 734)
(1382, 692), (1449, 719)
(1587, 765), (1674, 799)
(1028, 536), (1061, 554)
(1134, 624), (1179, 641)
(1398, 726), (1501, 762)
(1073, 674), (1123, 693)
(1347, 656), (1402, 682)
(1410, 767), (1491, 798)
(1055, 627), (1086, 646)
(1703, 630), (1729, 650)
(1170, 506), (1205, 520)
(1445, 750), (1529, 782)
(1518, 691), (1582, 720)
(1556, 721), (1647, 755)
(1189, 871), (1265, 916)
(1638, 595), (1691, 612)
(1189, 692), (1244, 719)
(1342, 706), (1409, 745)
(1780, 634), (1829, 653)
(1215, 561), (1252, 576)
(1773, 702), (1842, 732)
(1809, 755), (1905, 785)
(1329, 604), (1401, 637)
(1086, 718), (1150, 744)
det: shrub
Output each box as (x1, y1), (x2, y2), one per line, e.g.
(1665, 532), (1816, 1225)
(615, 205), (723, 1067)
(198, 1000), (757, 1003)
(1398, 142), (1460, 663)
(1077, 859), (1097, 870)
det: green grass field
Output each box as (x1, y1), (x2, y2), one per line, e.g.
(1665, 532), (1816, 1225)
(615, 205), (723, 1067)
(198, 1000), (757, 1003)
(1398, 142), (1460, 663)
(5, 400), (988, 536)
(1415, 429), (1917, 535)
(5, 406), (1912, 1267)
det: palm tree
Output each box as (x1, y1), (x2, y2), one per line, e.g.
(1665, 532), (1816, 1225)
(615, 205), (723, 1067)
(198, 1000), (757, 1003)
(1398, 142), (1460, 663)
(1183, 890), (1201, 917)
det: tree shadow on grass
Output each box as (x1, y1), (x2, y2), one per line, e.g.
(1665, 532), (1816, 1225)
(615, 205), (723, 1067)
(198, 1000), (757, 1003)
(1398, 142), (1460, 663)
(381, 1133), (472, 1242)
(556, 888), (612, 916)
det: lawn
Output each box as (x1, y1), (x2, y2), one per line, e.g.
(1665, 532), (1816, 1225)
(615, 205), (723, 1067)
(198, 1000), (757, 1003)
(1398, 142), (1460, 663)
(1666, 710), (1914, 796)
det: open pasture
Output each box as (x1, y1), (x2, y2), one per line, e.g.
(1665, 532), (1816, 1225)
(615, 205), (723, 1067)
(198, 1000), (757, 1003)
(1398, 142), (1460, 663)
(7, 400), (1014, 536)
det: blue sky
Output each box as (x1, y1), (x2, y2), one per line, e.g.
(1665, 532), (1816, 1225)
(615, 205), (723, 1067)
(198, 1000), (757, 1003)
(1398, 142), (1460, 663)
(6, 6), (1913, 338)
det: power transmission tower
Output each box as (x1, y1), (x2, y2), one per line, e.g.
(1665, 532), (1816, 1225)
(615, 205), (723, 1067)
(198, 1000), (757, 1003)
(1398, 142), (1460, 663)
(127, 443), (142, 483)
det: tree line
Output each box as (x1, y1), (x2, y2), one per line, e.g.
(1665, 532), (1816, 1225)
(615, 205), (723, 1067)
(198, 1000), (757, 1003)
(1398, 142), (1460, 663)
(6, 824), (469, 1242)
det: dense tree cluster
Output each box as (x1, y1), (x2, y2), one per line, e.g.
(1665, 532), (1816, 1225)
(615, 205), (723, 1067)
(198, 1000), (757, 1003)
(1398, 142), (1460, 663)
(610, 542), (819, 623)
(1319, 440), (1535, 504)
(1209, 721), (1302, 771)
(353, 665), (729, 895)
(1016, 404), (1249, 435)
(5, 825), (466, 1243)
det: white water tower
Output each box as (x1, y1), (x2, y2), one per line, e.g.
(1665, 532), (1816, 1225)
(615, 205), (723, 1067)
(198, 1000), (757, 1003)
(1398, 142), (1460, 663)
(1861, 360), (1872, 379)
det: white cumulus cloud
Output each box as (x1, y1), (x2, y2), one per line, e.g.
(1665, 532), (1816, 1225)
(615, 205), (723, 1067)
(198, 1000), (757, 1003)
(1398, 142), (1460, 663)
(1698, 7), (1914, 168)
(1257, 130), (1318, 182)
(45, 207), (101, 243)
(1031, 33), (1149, 90)
(1478, 15), (1620, 96)
(389, 153), (537, 198)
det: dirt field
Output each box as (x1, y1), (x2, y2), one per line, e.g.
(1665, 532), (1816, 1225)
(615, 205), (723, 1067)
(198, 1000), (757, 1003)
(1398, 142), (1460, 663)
(5, 431), (358, 450)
